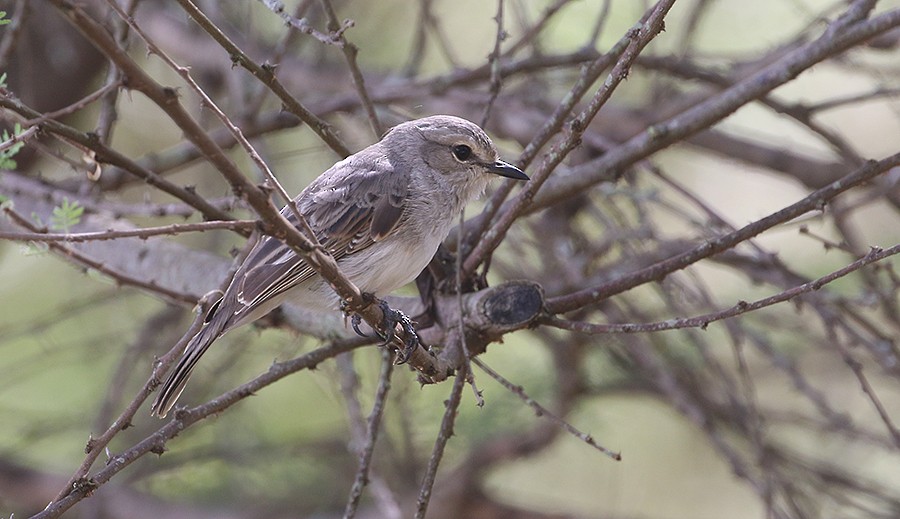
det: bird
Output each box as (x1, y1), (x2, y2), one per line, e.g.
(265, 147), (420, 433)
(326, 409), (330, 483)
(151, 115), (529, 418)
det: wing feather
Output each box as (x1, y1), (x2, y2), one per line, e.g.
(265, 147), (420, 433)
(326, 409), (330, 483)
(233, 149), (409, 316)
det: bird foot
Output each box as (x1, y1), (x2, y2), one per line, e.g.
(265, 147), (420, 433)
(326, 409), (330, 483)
(344, 295), (420, 364)
(376, 299), (420, 365)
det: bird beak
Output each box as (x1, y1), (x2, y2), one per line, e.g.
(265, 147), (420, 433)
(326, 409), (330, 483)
(487, 160), (529, 180)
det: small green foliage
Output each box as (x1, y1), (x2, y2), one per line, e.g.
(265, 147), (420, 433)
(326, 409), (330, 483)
(21, 241), (48, 256)
(0, 72), (7, 88)
(50, 197), (84, 232)
(0, 11), (11, 26)
(0, 123), (24, 169)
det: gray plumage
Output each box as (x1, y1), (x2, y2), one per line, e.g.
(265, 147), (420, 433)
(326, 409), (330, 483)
(151, 115), (528, 418)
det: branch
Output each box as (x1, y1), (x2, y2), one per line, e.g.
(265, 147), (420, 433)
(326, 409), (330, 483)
(0, 219), (257, 243)
(473, 358), (621, 460)
(414, 366), (467, 519)
(534, 8), (900, 210)
(2, 204), (199, 305)
(0, 94), (236, 222)
(342, 350), (395, 519)
(545, 243), (900, 333)
(463, 0), (676, 275)
(176, 0), (351, 157)
(32, 337), (371, 519)
(546, 152), (900, 313)
(259, 0), (352, 47)
(319, 0), (383, 137)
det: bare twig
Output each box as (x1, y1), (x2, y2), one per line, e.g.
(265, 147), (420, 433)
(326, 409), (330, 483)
(534, 8), (900, 211)
(473, 358), (621, 460)
(17, 78), (123, 127)
(545, 243), (900, 333)
(319, 0), (383, 137)
(259, 0), (352, 46)
(464, 0), (676, 275)
(479, 0), (506, 127)
(546, 152), (900, 313)
(34, 336), (373, 519)
(0, 219), (257, 243)
(414, 366), (467, 519)
(342, 349), (395, 519)
(0, 94), (236, 222)
(2, 204), (200, 304)
(179, 0), (352, 158)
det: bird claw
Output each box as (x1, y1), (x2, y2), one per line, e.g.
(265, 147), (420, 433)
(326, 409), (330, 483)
(345, 296), (420, 363)
(376, 299), (420, 364)
(343, 300), (371, 338)
(350, 313), (368, 338)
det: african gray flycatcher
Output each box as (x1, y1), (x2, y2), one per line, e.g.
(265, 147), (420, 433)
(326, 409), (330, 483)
(151, 115), (528, 417)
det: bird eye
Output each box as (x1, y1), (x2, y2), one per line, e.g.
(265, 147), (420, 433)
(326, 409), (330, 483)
(452, 144), (472, 161)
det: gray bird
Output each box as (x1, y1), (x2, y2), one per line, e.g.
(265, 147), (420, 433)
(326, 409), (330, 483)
(151, 115), (528, 417)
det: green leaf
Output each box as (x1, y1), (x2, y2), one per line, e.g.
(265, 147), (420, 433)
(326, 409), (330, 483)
(50, 197), (84, 232)
(0, 123), (25, 169)
(21, 242), (48, 256)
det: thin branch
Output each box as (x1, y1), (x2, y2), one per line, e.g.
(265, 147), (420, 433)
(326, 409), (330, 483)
(258, 0), (352, 46)
(502, 0), (572, 58)
(180, 0), (352, 157)
(108, 0), (298, 213)
(807, 85), (900, 113)
(414, 366), (467, 519)
(463, 23), (633, 255)
(545, 243), (900, 333)
(319, 0), (383, 137)
(456, 210), (483, 407)
(473, 358), (621, 461)
(586, 0), (613, 47)
(464, 0), (676, 275)
(0, 94), (236, 222)
(2, 204), (199, 305)
(342, 350), (395, 519)
(34, 336), (372, 519)
(17, 78), (123, 127)
(50, 309), (201, 505)
(533, 8), (900, 212)
(546, 151), (900, 313)
(0, 219), (257, 243)
(479, 0), (506, 128)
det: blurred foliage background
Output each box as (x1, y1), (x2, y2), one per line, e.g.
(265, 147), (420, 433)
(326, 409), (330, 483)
(1, 1), (899, 518)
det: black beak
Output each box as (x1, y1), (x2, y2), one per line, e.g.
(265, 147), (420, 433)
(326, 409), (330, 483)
(487, 160), (529, 181)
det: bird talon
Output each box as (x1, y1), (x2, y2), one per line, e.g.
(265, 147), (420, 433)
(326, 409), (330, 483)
(350, 313), (370, 338)
(375, 300), (420, 364)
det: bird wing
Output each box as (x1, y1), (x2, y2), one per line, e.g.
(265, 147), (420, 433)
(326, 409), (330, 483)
(234, 151), (409, 310)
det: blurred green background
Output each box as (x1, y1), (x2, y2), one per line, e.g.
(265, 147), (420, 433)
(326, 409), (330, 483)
(2, 1), (900, 518)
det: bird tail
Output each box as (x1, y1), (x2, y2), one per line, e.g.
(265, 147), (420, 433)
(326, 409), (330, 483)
(151, 314), (228, 418)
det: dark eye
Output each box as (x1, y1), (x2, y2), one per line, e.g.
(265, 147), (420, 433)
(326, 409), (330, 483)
(452, 144), (472, 161)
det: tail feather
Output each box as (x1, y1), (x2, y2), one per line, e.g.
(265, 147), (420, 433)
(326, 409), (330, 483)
(151, 317), (227, 418)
